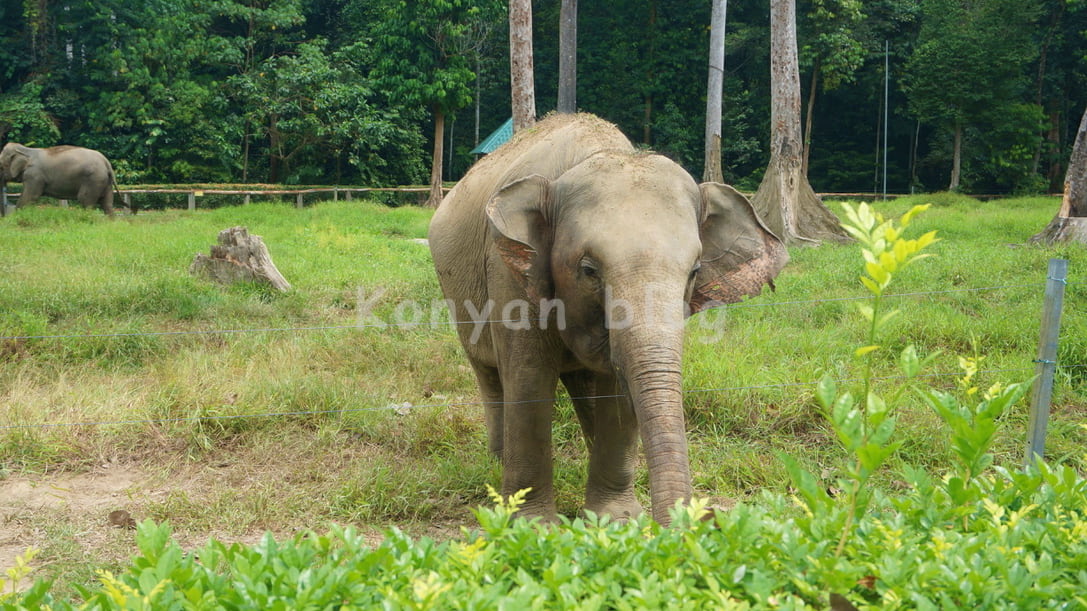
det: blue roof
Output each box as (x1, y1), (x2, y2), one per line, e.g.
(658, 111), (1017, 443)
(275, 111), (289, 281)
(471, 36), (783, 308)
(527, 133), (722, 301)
(470, 118), (514, 154)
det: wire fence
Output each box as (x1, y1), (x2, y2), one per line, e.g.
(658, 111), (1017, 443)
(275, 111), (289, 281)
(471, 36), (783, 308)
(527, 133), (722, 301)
(0, 283), (1051, 342)
(0, 276), (1080, 432)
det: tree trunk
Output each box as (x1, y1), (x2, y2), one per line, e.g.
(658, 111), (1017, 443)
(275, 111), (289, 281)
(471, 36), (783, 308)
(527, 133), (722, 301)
(751, 0), (849, 246)
(558, 0), (577, 114)
(802, 59), (820, 178)
(703, 0), (726, 183)
(475, 57), (482, 148)
(427, 108), (445, 208)
(949, 121), (962, 191)
(643, 1), (658, 145)
(1044, 108), (1063, 192)
(242, 121), (251, 182)
(268, 115), (281, 183)
(1031, 105), (1087, 245)
(510, 0), (536, 131)
(643, 96), (653, 145)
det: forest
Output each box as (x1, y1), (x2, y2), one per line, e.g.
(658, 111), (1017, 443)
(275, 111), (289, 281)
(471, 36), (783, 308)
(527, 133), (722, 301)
(1, 0), (1084, 195)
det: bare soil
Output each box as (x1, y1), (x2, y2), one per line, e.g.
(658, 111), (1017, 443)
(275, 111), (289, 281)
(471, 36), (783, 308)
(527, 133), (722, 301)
(0, 453), (463, 593)
(1, 463), (156, 585)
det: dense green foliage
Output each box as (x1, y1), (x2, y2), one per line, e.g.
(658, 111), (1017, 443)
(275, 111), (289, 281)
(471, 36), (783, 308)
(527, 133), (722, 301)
(9, 459), (1087, 610)
(1, 0), (1084, 193)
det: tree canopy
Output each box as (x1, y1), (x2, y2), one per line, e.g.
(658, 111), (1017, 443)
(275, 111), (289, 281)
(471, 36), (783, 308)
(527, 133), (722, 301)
(0, 0), (1083, 194)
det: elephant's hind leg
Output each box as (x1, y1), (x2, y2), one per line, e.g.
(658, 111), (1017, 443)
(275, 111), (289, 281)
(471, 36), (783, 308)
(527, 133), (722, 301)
(471, 362), (504, 460)
(83, 185), (114, 216)
(561, 370), (597, 448)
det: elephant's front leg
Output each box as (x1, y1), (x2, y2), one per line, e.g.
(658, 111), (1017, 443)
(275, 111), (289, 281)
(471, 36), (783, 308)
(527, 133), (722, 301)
(18, 182), (43, 207)
(583, 373), (644, 520)
(499, 358), (560, 521)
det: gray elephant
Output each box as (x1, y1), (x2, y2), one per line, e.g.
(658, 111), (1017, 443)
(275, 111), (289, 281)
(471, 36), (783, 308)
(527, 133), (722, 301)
(0, 143), (121, 216)
(428, 113), (788, 525)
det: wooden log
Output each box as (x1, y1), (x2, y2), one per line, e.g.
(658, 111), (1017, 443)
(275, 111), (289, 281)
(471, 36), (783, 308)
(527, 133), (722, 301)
(189, 226), (291, 291)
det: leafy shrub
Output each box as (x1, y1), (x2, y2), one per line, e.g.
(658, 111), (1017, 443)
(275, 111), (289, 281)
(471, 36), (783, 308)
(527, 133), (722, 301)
(7, 467), (1087, 610)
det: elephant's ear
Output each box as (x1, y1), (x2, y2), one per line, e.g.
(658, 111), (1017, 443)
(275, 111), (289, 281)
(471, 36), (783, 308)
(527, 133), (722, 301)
(486, 175), (554, 302)
(7, 150), (28, 180)
(690, 183), (789, 313)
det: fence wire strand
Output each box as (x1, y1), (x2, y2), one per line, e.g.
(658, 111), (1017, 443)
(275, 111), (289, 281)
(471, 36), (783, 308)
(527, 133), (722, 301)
(0, 281), (1057, 342)
(0, 281), (1081, 431)
(5, 365), (1079, 431)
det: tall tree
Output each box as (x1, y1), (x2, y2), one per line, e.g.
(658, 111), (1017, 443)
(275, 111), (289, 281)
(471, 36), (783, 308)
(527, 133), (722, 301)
(510, 0), (536, 130)
(703, 0), (726, 183)
(216, 0), (308, 181)
(1030, 0), (1087, 192)
(752, 0), (849, 245)
(369, 0), (501, 206)
(1031, 106), (1087, 244)
(904, 0), (1041, 191)
(557, 0), (577, 114)
(799, 0), (865, 177)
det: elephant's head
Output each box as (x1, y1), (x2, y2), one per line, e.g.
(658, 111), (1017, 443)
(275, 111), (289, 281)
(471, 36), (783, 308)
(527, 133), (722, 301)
(486, 151), (788, 523)
(0, 143), (30, 185)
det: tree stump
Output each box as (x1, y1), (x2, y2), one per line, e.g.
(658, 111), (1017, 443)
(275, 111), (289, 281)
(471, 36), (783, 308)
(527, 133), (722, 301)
(190, 226), (291, 291)
(1030, 216), (1087, 245)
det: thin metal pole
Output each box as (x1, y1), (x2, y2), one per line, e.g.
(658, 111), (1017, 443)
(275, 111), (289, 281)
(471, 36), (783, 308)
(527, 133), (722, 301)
(882, 40), (889, 200)
(1024, 258), (1068, 466)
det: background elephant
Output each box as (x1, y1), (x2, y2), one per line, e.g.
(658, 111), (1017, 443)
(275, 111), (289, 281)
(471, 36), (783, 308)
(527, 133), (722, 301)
(428, 113), (788, 525)
(0, 143), (121, 216)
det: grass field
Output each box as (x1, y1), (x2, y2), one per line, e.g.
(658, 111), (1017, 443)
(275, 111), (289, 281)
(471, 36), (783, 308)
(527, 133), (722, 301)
(0, 194), (1084, 596)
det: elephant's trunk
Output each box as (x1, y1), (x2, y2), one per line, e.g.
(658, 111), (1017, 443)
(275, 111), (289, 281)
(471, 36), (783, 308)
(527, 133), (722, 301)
(610, 285), (692, 525)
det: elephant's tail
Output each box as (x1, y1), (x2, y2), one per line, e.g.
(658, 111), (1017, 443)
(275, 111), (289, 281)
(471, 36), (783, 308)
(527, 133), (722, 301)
(109, 166), (132, 214)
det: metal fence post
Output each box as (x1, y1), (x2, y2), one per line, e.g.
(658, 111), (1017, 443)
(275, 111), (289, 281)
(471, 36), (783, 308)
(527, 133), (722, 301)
(1024, 258), (1069, 467)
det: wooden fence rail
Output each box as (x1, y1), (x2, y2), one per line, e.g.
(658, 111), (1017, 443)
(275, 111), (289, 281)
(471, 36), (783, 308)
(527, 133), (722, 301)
(2, 186), (450, 212)
(3, 187), (1053, 215)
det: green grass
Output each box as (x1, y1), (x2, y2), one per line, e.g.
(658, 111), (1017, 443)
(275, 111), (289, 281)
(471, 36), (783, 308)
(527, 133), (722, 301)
(0, 195), (1085, 595)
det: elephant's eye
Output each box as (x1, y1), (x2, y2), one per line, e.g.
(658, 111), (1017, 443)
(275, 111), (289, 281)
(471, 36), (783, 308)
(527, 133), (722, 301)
(579, 258), (600, 280)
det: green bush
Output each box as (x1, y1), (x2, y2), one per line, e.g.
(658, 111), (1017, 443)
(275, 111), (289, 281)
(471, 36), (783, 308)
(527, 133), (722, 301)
(6, 465), (1087, 610)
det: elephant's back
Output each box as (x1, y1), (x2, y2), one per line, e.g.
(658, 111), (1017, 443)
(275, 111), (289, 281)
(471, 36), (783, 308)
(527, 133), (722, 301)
(431, 113), (633, 244)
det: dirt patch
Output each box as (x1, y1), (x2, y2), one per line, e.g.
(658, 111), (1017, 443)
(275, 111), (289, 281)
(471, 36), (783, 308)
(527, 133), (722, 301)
(0, 464), (149, 577)
(0, 446), (466, 594)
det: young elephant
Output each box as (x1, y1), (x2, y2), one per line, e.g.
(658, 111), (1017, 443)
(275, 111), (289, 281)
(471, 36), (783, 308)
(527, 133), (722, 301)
(428, 113), (788, 525)
(0, 143), (121, 216)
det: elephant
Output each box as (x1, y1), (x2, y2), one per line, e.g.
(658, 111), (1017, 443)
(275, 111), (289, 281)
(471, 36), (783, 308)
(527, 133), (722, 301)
(428, 113), (788, 525)
(0, 142), (122, 216)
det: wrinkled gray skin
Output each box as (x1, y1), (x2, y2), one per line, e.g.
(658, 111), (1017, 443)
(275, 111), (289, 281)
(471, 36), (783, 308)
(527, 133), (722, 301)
(0, 143), (121, 216)
(428, 114), (788, 525)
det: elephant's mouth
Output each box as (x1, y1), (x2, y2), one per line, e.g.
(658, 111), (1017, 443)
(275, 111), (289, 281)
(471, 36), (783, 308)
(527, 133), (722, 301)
(561, 321), (613, 373)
